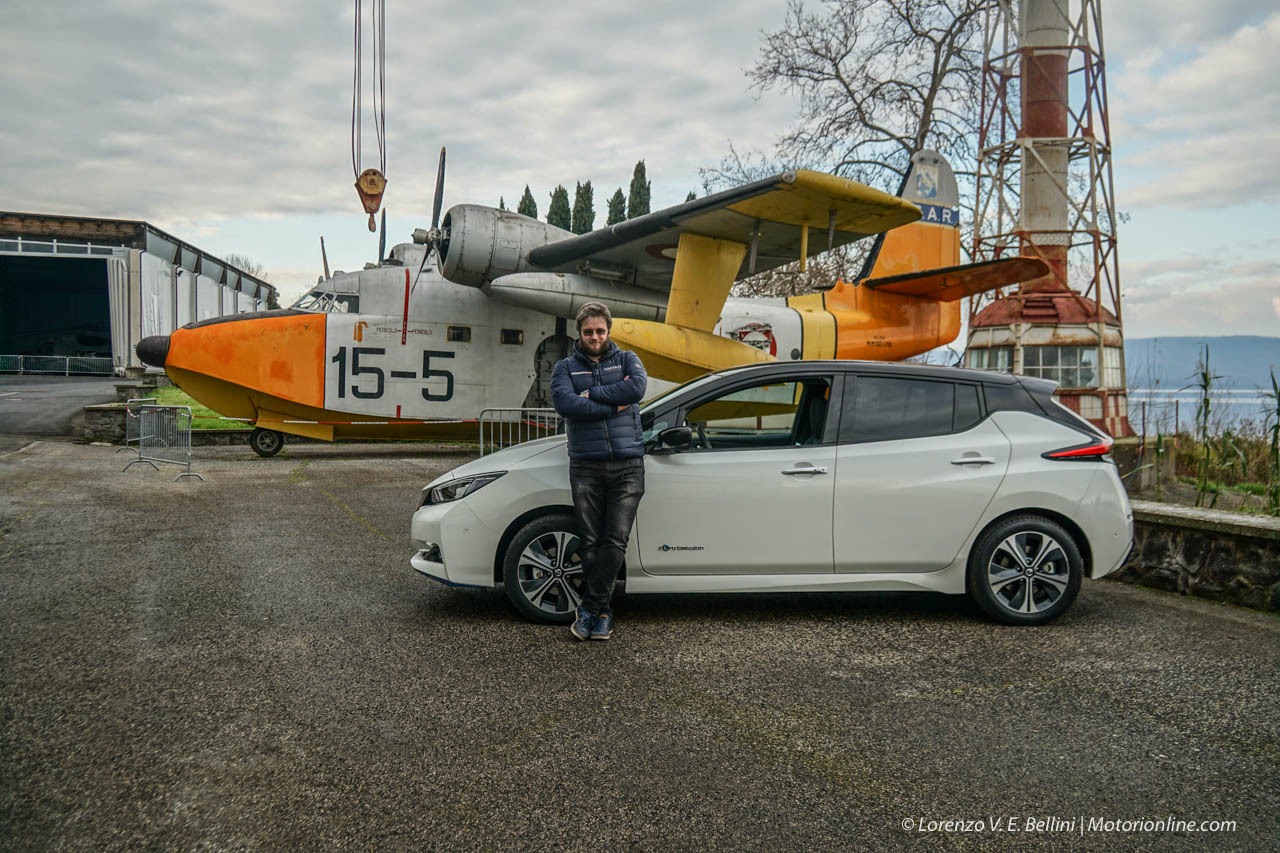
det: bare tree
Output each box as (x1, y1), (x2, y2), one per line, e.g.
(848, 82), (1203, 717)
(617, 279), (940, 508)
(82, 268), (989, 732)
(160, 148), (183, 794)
(223, 253), (278, 309)
(711, 0), (990, 297)
(222, 253), (268, 280)
(728, 245), (866, 299)
(703, 143), (869, 298)
(751, 0), (988, 189)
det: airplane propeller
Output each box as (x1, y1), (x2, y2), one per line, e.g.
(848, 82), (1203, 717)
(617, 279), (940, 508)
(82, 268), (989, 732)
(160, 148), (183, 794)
(411, 146), (447, 291)
(431, 146), (447, 234)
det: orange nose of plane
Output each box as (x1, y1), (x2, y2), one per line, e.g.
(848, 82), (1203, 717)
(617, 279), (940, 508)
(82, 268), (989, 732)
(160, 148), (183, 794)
(136, 335), (170, 368)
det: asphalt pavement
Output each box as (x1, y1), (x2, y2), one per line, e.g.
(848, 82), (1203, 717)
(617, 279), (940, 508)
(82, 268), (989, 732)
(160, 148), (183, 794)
(1, 439), (1276, 851)
(0, 375), (117, 440)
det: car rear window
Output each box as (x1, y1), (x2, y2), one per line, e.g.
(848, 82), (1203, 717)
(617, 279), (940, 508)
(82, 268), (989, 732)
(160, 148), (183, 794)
(955, 383), (982, 432)
(983, 382), (1036, 415)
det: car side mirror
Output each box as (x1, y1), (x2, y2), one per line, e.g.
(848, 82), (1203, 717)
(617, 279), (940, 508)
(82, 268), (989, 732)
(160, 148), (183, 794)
(651, 426), (693, 454)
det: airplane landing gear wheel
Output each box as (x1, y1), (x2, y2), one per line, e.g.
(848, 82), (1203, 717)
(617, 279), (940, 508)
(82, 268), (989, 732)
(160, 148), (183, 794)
(249, 428), (284, 458)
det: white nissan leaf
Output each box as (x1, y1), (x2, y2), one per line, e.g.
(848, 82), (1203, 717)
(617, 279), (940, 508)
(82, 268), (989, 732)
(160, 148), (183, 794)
(410, 360), (1133, 626)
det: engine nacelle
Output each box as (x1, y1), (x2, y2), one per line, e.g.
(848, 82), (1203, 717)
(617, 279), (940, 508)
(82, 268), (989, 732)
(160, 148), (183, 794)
(438, 205), (573, 287)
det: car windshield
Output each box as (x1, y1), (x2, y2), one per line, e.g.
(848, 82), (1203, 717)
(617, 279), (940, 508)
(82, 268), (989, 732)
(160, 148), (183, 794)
(639, 372), (722, 416)
(638, 371), (732, 441)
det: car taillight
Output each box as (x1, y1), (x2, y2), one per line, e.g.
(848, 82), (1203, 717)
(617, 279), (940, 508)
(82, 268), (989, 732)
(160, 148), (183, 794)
(1043, 436), (1113, 460)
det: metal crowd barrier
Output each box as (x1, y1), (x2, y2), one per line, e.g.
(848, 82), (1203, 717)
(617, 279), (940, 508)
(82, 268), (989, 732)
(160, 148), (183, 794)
(122, 405), (205, 481)
(478, 408), (564, 456)
(0, 355), (113, 376)
(117, 397), (158, 456)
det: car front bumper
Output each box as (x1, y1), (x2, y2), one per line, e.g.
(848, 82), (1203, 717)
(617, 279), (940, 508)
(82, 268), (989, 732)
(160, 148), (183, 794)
(410, 500), (501, 589)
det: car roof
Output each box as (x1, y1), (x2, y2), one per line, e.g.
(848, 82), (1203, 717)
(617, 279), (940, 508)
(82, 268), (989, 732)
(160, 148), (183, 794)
(707, 358), (1025, 387)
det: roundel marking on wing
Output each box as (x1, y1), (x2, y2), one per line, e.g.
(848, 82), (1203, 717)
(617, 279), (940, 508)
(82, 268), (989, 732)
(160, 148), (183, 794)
(645, 243), (679, 261)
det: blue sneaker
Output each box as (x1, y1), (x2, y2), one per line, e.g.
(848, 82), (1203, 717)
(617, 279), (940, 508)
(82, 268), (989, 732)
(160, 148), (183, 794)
(590, 611), (613, 641)
(570, 607), (595, 641)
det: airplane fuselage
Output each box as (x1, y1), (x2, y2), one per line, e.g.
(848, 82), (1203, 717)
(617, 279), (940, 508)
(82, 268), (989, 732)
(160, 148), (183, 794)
(156, 256), (959, 442)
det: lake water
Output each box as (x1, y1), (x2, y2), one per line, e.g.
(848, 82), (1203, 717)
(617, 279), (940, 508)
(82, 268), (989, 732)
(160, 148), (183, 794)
(1127, 388), (1276, 435)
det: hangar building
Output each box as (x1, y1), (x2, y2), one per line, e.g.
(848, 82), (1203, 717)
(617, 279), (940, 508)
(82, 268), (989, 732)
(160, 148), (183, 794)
(0, 212), (277, 375)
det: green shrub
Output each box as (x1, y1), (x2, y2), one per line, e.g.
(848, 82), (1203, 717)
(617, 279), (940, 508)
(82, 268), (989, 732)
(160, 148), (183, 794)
(147, 385), (243, 430)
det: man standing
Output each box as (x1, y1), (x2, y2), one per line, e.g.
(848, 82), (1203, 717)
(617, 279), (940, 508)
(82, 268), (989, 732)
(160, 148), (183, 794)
(550, 302), (647, 641)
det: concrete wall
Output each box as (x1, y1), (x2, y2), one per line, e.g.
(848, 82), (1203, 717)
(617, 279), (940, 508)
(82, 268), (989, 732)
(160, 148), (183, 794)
(1115, 501), (1280, 611)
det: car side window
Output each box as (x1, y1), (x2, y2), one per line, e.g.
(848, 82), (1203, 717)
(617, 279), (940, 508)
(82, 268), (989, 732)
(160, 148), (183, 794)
(681, 377), (833, 450)
(640, 410), (671, 443)
(841, 376), (958, 443)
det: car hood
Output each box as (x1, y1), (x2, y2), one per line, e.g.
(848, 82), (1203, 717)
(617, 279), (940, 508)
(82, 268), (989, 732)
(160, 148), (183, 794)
(428, 435), (567, 487)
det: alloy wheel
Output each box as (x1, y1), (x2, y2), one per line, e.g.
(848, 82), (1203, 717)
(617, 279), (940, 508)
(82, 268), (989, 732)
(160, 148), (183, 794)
(515, 530), (583, 618)
(985, 530), (1071, 615)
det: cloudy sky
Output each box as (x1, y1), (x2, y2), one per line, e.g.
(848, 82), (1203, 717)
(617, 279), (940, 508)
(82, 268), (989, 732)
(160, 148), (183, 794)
(1, 0), (1277, 339)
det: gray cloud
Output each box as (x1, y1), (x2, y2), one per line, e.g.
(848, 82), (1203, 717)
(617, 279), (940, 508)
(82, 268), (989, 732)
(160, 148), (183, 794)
(1105, 0), (1273, 60)
(1121, 254), (1280, 337)
(0, 1), (354, 220)
(1, 0), (793, 223)
(1113, 11), (1280, 207)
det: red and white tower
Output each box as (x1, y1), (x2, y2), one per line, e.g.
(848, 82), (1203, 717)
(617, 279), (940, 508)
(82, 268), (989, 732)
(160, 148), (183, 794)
(966, 0), (1131, 436)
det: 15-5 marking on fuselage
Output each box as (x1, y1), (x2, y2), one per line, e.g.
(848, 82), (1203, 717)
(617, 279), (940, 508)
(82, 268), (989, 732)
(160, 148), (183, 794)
(331, 346), (456, 401)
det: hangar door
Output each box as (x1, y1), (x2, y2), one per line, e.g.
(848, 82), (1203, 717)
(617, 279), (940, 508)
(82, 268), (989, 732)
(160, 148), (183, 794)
(0, 255), (113, 358)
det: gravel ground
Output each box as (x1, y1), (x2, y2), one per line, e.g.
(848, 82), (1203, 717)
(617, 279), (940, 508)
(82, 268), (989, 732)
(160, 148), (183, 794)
(1, 440), (1277, 851)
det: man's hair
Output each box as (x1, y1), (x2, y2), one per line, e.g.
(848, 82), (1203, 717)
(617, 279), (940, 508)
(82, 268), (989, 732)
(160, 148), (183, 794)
(575, 301), (612, 331)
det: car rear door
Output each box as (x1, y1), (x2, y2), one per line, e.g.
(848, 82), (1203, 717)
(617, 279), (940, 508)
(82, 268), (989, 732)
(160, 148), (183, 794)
(832, 374), (1010, 573)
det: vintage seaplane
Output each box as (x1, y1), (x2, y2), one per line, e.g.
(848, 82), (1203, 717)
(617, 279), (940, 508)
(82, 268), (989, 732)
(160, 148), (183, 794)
(136, 150), (1046, 456)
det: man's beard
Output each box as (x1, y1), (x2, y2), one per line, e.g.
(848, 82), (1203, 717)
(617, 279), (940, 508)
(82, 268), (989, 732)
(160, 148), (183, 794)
(581, 336), (608, 357)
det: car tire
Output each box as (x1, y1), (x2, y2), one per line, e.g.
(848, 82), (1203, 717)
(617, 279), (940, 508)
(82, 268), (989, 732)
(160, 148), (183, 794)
(503, 513), (584, 624)
(249, 427), (284, 458)
(966, 515), (1082, 626)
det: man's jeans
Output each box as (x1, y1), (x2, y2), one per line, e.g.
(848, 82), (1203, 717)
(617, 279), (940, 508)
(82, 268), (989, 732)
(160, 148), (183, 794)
(569, 457), (645, 615)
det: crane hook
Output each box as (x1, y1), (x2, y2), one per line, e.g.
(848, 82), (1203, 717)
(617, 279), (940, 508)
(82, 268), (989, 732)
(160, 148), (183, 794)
(355, 168), (387, 231)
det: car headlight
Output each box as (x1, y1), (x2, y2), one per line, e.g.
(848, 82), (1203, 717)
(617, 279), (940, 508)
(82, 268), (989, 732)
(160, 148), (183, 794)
(422, 472), (506, 506)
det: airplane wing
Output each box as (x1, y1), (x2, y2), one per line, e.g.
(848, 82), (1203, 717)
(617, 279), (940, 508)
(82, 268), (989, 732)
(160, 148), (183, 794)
(527, 170), (920, 331)
(861, 257), (1050, 302)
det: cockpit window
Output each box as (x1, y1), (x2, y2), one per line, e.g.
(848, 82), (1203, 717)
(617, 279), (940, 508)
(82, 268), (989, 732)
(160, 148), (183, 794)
(292, 290), (360, 313)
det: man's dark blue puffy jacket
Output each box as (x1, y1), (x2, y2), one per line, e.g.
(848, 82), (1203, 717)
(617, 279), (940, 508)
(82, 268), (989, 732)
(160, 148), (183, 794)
(551, 340), (647, 460)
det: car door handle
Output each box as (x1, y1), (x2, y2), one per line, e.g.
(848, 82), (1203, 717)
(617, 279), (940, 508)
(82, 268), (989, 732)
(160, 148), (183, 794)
(950, 456), (997, 466)
(781, 465), (828, 475)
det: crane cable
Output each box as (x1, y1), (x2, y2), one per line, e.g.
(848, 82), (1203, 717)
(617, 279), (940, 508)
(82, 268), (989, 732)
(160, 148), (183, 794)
(352, 0), (387, 231)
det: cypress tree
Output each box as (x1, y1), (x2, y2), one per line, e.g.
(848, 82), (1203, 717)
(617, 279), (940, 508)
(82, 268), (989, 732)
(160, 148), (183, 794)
(571, 181), (595, 234)
(627, 160), (651, 218)
(685, 191), (697, 202)
(517, 185), (537, 218)
(606, 188), (626, 225)
(499, 196), (506, 210)
(547, 185), (571, 230)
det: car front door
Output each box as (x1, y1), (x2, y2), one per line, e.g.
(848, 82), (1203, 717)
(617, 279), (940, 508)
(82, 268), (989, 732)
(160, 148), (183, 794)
(635, 374), (837, 576)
